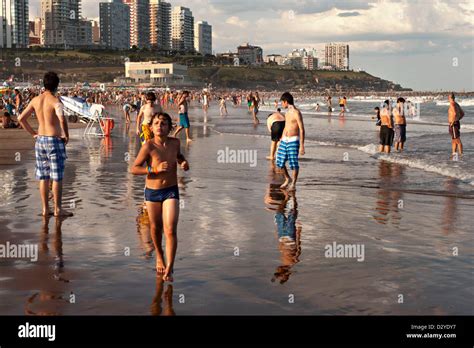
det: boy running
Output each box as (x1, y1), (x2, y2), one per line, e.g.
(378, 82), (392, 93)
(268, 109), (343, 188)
(131, 113), (190, 282)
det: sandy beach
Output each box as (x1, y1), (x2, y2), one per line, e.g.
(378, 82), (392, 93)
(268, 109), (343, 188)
(0, 103), (472, 315)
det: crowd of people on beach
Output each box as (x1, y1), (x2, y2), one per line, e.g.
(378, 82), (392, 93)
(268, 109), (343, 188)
(5, 69), (466, 283)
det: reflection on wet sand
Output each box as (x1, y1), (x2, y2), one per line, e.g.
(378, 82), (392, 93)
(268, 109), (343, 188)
(136, 207), (154, 259)
(26, 217), (70, 315)
(151, 277), (176, 316)
(441, 179), (457, 235)
(265, 187), (302, 285)
(374, 161), (405, 226)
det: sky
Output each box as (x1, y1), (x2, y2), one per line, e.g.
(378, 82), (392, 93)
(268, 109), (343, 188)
(29, 0), (474, 91)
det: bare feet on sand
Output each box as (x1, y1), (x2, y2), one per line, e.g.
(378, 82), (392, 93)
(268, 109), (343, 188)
(54, 209), (74, 217)
(156, 258), (166, 275)
(280, 178), (292, 190)
(163, 266), (174, 282)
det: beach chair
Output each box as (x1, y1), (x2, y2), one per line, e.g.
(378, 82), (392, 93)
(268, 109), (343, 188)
(84, 105), (115, 137)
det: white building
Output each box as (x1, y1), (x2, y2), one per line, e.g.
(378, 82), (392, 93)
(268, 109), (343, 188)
(325, 43), (350, 70)
(265, 54), (286, 65)
(125, 61), (188, 85)
(194, 21), (212, 56)
(171, 6), (194, 52)
(237, 43), (263, 65)
(0, 0), (29, 48)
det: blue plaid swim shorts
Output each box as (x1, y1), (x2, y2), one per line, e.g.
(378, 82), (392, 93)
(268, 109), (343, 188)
(35, 136), (67, 182)
(276, 136), (300, 170)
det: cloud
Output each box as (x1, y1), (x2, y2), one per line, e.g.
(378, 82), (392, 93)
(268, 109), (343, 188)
(225, 16), (249, 28)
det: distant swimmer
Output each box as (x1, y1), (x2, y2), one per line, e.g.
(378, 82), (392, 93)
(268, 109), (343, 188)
(251, 94), (260, 124)
(327, 95), (333, 115)
(266, 110), (285, 160)
(173, 91), (192, 142)
(18, 72), (73, 217)
(219, 97), (228, 116)
(131, 113), (190, 282)
(202, 91), (209, 112)
(448, 93), (464, 158)
(379, 100), (394, 154)
(339, 96), (347, 117)
(136, 92), (162, 146)
(315, 103), (320, 112)
(276, 92), (305, 191)
(393, 97), (407, 152)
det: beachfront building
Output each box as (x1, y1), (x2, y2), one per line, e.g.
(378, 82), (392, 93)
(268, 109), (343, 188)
(28, 19), (41, 47)
(194, 21), (212, 56)
(41, 0), (81, 48)
(265, 54), (286, 65)
(237, 43), (263, 66)
(171, 6), (194, 53)
(125, 61), (188, 85)
(149, 0), (171, 51)
(77, 19), (92, 46)
(99, 0), (130, 50)
(303, 56), (317, 70)
(123, 0), (150, 48)
(92, 20), (100, 45)
(0, 0), (29, 48)
(325, 43), (350, 70)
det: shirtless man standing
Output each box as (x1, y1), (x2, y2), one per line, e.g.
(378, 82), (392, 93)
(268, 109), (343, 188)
(18, 72), (72, 217)
(448, 93), (464, 157)
(393, 97), (407, 152)
(379, 100), (394, 154)
(136, 92), (162, 146)
(131, 113), (189, 282)
(276, 92), (305, 191)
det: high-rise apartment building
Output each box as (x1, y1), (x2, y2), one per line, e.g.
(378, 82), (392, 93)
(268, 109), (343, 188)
(123, 0), (150, 48)
(0, 0), (29, 48)
(171, 6), (194, 52)
(194, 20), (212, 56)
(150, 0), (171, 50)
(99, 0), (130, 49)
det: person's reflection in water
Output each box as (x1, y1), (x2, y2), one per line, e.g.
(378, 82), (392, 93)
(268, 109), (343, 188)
(441, 179), (458, 235)
(151, 276), (176, 316)
(136, 207), (154, 259)
(266, 189), (302, 284)
(26, 217), (69, 315)
(374, 161), (404, 226)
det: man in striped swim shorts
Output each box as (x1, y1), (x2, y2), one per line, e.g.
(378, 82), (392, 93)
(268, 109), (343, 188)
(276, 92), (305, 192)
(18, 72), (73, 218)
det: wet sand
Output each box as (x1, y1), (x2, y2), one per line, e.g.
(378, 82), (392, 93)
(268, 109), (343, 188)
(0, 105), (472, 315)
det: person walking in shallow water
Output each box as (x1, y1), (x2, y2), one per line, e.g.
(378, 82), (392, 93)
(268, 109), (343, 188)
(379, 100), (394, 154)
(18, 72), (73, 218)
(448, 93), (464, 158)
(131, 113), (190, 282)
(393, 97), (407, 152)
(276, 92), (305, 191)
